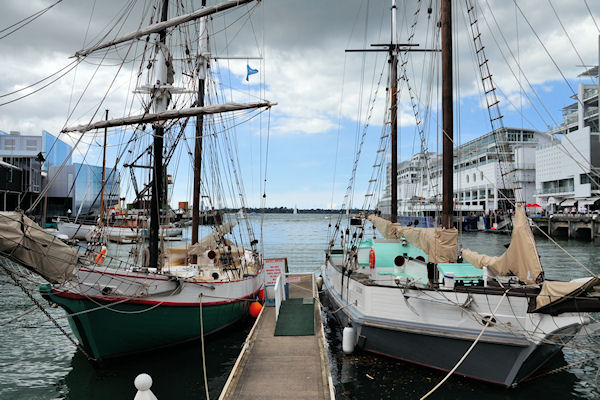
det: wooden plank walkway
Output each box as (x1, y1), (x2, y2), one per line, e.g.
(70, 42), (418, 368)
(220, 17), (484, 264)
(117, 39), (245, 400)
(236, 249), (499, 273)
(219, 274), (334, 400)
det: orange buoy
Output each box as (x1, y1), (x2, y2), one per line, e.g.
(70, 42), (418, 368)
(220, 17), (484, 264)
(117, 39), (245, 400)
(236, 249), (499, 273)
(249, 301), (262, 318)
(258, 289), (266, 302)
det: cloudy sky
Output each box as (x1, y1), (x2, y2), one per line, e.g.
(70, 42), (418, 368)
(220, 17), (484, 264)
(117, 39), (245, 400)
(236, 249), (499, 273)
(0, 0), (599, 209)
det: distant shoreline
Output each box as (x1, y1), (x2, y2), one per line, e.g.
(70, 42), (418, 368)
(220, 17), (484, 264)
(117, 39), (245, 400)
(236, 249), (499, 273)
(222, 208), (362, 215)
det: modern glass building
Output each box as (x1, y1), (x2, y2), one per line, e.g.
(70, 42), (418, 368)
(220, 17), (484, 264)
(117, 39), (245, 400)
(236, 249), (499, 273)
(47, 163), (119, 215)
(43, 130), (72, 169)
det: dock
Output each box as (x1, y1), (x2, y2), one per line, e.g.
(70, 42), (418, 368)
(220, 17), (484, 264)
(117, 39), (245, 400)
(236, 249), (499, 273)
(532, 214), (600, 242)
(219, 273), (335, 400)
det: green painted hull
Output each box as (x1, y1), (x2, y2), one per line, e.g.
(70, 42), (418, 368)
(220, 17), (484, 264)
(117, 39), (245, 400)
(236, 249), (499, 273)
(40, 285), (251, 361)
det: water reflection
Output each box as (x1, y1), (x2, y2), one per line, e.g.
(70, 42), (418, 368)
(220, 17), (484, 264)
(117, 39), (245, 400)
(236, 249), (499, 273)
(62, 320), (252, 400)
(322, 301), (589, 400)
(1, 214), (599, 399)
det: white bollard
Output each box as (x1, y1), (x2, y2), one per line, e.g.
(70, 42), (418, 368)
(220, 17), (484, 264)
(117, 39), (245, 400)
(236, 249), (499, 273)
(134, 373), (158, 400)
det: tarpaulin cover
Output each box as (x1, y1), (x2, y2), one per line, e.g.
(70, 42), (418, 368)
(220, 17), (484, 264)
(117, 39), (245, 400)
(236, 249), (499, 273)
(0, 212), (78, 283)
(367, 215), (458, 263)
(462, 204), (543, 284)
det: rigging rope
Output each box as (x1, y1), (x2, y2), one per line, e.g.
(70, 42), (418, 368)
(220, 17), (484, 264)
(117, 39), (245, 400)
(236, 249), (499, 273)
(199, 294), (210, 400)
(420, 289), (509, 399)
(0, 0), (63, 40)
(0, 259), (92, 360)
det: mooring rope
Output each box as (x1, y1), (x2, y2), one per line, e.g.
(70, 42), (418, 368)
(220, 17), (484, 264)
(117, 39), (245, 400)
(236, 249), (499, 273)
(0, 259), (93, 360)
(420, 289), (509, 399)
(199, 293), (210, 400)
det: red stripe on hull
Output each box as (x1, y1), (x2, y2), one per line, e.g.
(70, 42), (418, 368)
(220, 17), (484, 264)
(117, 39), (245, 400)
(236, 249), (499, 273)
(50, 287), (261, 307)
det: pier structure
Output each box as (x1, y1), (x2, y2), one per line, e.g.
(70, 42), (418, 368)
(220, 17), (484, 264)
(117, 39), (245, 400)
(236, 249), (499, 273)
(219, 273), (334, 400)
(533, 214), (600, 242)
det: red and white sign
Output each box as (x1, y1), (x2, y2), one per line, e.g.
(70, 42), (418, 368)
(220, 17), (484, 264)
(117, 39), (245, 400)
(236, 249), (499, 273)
(264, 258), (287, 285)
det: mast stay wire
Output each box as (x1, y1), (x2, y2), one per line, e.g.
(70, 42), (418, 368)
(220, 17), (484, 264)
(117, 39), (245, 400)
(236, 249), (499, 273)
(480, 0), (600, 185)
(548, 0), (596, 83)
(0, 0), (63, 40)
(27, 0), (161, 214)
(327, 0), (372, 240)
(584, 0), (600, 33)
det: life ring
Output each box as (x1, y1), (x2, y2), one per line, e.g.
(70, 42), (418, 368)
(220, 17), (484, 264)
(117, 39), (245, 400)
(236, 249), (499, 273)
(95, 246), (107, 263)
(369, 248), (376, 269)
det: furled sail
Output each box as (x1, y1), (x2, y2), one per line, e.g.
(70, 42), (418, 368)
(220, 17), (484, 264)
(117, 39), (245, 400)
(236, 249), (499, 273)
(187, 221), (237, 255)
(75, 0), (257, 57)
(0, 212), (79, 283)
(164, 222), (241, 265)
(62, 102), (273, 133)
(367, 215), (458, 263)
(462, 204), (543, 285)
(534, 278), (600, 311)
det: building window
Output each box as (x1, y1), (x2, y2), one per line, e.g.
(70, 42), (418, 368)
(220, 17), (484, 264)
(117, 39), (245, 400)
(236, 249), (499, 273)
(473, 173), (476, 182)
(4, 138), (15, 150)
(581, 173), (591, 184)
(466, 175), (469, 183)
(480, 171), (484, 180)
(26, 139), (37, 151)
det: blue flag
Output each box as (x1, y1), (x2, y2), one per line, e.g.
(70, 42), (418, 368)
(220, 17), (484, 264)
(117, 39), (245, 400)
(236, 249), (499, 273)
(246, 64), (259, 81)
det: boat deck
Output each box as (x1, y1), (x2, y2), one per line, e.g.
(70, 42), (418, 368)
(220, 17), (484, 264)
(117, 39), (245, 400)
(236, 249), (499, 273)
(219, 273), (334, 400)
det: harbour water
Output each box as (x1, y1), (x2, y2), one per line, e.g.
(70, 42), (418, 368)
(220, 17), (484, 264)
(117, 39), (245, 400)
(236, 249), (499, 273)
(0, 213), (598, 399)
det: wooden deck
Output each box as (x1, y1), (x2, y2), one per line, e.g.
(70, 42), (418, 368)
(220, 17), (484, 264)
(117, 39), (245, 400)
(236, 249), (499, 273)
(219, 273), (334, 400)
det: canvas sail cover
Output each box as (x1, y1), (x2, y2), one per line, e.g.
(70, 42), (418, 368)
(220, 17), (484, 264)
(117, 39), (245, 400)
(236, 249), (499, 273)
(187, 221), (237, 255)
(367, 215), (458, 263)
(0, 212), (78, 283)
(462, 204), (543, 284)
(534, 279), (597, 310)
(165, 222), (241, 264)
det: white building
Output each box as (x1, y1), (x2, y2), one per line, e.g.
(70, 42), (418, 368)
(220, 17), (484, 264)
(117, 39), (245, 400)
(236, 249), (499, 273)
(535, 80), (600, 212)
(379, 127), (551, 216)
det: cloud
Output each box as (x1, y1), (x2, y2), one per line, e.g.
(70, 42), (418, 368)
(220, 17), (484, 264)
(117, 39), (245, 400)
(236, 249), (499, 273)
(1, 0), (599, 208)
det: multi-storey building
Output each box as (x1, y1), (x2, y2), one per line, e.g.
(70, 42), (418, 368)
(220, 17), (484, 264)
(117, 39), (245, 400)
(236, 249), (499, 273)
(379, 127), (551, 217)
(535, 80), (600, 212)
(0, 130), (119, 217)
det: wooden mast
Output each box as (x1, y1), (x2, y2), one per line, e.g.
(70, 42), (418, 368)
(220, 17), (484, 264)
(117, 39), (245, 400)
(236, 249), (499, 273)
(390, 0), (398, 223)
(441, 0), (453, 229)
(344, 1), (435, 223)
(150, 0), (169, 269)
(100, 109), (108, 227)
(192, 0), (208, 246)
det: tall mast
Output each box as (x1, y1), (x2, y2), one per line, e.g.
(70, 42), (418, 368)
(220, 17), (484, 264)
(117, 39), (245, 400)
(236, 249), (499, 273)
(192, 0), (208, 246)
(441, 0), (453, 229)
(150, 0), (169, 269)
(100, 109), (108, 227)
(390, 0), (398, 223)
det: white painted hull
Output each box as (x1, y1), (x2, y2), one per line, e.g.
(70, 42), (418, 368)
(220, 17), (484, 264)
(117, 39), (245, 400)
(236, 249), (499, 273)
(57, 221), (94, 240)
(321, 259), (587, 386)
(58, 221), (182, 240)
(67, 264), (263, 304)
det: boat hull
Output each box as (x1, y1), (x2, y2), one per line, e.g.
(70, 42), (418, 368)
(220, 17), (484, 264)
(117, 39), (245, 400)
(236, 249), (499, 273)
(57, 221), (93, 240)
(320, 262), (581, 387)
(41, 285), (254, 361)
(57, 220), (182, 241)
(41, 284), (257, 361)
(39, 265), (262, 361)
